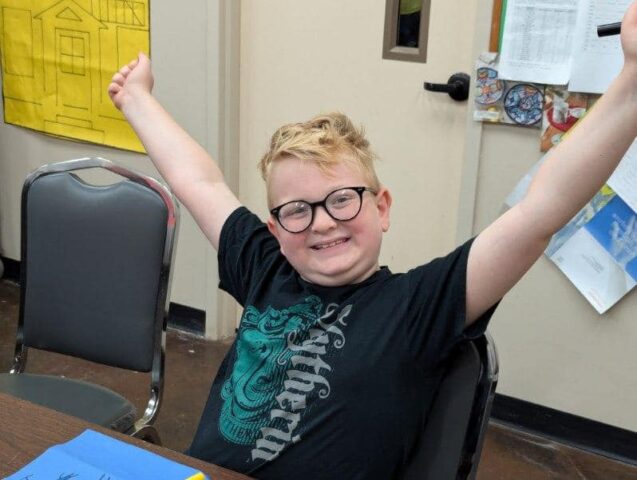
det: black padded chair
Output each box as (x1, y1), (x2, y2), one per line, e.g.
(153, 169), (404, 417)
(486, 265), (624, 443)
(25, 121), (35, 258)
(0, 157), (178, 444)
(402, 332), (499, 480)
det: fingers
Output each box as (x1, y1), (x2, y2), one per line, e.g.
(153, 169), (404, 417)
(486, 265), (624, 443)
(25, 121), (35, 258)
(109, 58), (138, 86)
(119, 64), (134, 78)
(107, 82), (121, 98)
(112, 54), (143, 81)
(108, 53), (151, 105)
(110, 72), (126, 87)
(624, 0), (637, 21)
(630, 0), (637, 17)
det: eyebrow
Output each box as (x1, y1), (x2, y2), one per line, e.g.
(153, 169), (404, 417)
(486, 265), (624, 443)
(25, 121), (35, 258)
(277, 186), (353, 205)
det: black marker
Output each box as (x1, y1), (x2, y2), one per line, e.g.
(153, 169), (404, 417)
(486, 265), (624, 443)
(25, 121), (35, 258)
(597, 21), (621, 37)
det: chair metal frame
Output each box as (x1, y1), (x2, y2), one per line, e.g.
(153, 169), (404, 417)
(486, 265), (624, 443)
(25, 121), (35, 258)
(458, 331), (499, 480)
(402, 331), (499, 480)
(8, 157), (179, 443)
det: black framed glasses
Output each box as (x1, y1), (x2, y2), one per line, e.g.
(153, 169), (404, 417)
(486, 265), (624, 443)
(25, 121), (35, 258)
(270, 186), (376, 233)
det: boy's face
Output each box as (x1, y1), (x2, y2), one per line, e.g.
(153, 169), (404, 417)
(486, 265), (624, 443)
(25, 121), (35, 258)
(266, 156), (391, 287)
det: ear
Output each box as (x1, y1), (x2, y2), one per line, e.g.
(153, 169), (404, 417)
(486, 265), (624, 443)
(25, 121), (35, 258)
(267, 216), (287, 255)
(267, 215), (280, 239)
(375, 187), (392, 232)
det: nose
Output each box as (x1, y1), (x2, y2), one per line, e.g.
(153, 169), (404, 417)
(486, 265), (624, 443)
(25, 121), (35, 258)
(310, 205), (337, 233)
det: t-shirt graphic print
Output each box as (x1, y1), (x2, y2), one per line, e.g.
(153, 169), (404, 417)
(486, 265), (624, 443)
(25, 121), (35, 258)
(219, 296), (351, 463)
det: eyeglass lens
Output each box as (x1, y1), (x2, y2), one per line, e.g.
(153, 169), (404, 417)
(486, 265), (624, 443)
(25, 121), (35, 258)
(278, 188), (363, 232)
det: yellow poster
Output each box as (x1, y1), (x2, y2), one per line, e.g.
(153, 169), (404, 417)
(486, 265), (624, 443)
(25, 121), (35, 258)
(0, 0), (150, 152)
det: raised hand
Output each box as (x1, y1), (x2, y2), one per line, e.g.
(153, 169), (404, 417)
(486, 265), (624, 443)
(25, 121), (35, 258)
(621, 1), (637, 66)
(107, 52), (154, 111)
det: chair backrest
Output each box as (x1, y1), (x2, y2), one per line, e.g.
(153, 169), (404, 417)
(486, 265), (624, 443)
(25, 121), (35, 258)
(14, 157), (178, 378)
(402, 333), (499, 480)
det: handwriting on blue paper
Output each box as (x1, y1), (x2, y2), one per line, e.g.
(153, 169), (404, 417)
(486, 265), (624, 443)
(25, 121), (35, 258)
(15, 474), (111, 480)
(5, 429), (207, 480)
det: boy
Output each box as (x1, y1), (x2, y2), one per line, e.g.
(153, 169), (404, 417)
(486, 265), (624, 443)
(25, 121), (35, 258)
(108, 3), (637, 478)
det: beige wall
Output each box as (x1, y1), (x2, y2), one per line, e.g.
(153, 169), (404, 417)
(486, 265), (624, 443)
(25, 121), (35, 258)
(239, 0), (479, 270)
(238, 0), (637, 431)
(474, 125), (637, 431)
(1, 0), (636, 430)
(464, 2), (637, 432)
(0, 1), (239, 339)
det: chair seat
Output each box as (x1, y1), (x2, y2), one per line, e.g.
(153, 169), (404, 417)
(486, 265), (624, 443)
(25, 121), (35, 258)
(0, 373), (136, 432)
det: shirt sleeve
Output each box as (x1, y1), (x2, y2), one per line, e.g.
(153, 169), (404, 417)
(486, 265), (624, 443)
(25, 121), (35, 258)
(217, 207), (283, 306)
(401, 238), (498, 369)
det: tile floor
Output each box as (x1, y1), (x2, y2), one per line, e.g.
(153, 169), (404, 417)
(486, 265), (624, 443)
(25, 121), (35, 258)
(1, 279), (636, 479)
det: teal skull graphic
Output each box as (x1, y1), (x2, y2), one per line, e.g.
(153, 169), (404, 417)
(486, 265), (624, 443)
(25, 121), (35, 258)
(219, 296), (323, 445)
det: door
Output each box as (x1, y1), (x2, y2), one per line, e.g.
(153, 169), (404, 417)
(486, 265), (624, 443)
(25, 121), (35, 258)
(238, 0), (488, 271)
(236, 0), (637, 438)
(56, 29), (91, 119)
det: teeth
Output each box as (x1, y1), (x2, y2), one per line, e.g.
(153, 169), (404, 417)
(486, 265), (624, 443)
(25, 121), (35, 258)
(315, 239), (346, 250)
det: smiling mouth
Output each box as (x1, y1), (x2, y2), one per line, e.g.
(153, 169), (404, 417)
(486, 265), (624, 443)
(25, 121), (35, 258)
(311, 238), (349, 250)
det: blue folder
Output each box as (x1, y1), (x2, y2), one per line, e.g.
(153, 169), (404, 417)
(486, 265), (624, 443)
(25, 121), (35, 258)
(4, 429), (208, 480)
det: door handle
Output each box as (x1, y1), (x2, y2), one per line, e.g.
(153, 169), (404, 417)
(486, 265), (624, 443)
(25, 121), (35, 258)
(424, 73), (470, 101)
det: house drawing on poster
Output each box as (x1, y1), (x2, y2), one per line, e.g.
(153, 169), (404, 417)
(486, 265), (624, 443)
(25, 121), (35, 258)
(0, 0), (149, 152)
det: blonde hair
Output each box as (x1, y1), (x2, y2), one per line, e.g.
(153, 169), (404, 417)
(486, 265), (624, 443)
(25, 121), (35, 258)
(259, 112), (381, 193)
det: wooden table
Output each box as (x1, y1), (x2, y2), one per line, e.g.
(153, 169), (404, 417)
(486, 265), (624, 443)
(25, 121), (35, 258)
(0, 392), (252, 479)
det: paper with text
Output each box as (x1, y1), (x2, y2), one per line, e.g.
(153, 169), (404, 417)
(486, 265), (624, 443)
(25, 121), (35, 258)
(4, 429), (208, 480)
(552, 195), (637, 313)
(505, 153), (637, 313)
(569, 0), (630, 93)
(608, 138), (637, 212)
(499, 0), (578, 84)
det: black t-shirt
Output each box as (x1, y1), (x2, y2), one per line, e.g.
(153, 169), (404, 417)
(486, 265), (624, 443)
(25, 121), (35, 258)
(189, 207), (494, 479)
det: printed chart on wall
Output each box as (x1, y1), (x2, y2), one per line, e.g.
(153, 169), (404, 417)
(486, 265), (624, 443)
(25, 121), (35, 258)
(495, 0), (631, 93)
(506, 147), (637, 314)
(0, 0), (150, 152)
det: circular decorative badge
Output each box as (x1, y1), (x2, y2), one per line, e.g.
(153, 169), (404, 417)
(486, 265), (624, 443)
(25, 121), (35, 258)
(504, 84), (543, 125)
(475, 67), (504, 105)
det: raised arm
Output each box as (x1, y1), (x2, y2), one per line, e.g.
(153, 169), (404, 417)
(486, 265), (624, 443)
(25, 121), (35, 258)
(108, 53), (241, 250)
(465, 1), (637, 324)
